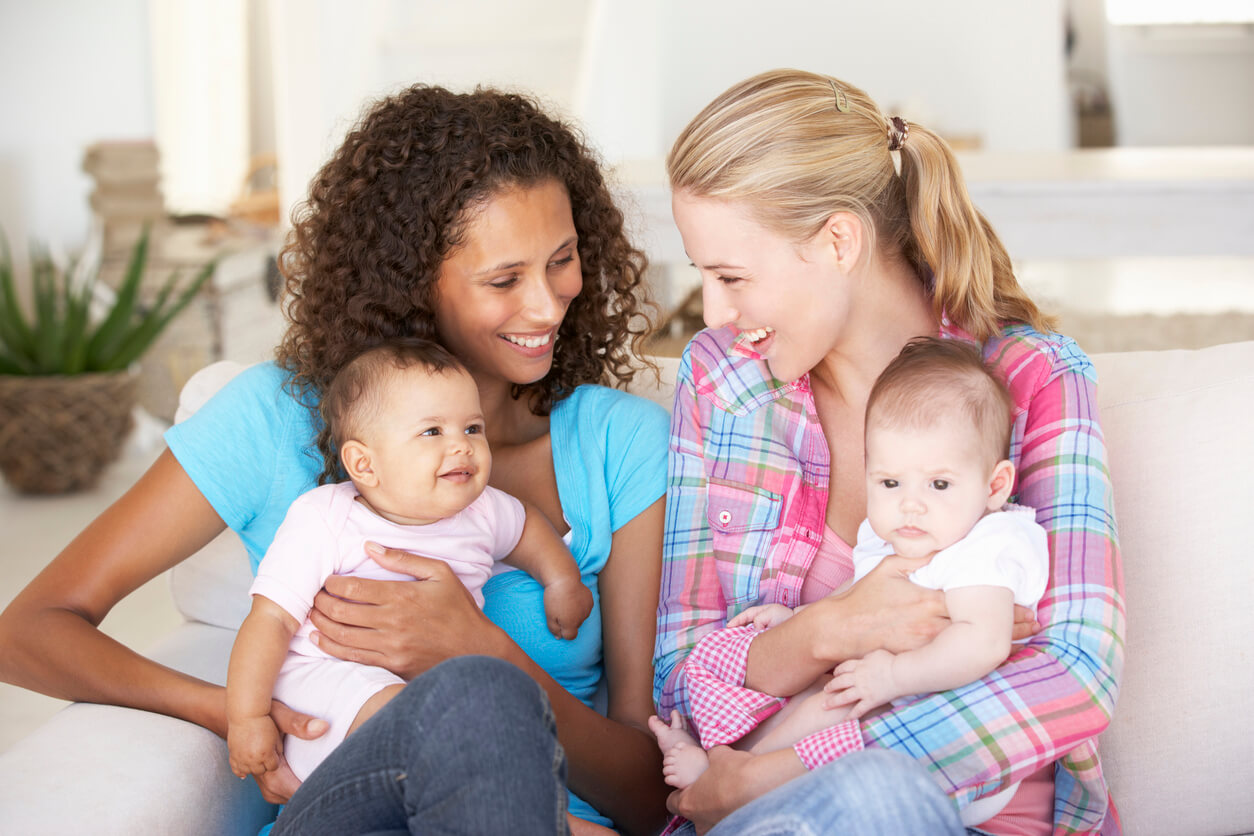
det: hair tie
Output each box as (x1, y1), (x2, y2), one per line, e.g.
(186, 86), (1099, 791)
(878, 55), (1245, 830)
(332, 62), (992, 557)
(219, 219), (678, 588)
(888, 116), (909, 151)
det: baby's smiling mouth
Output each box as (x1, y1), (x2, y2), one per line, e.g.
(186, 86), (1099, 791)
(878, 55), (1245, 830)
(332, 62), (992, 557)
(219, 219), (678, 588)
(438, 465), (476, 482)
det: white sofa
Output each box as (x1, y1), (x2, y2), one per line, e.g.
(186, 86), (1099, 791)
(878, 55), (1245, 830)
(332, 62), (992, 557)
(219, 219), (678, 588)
(1, 342), (1252, 836)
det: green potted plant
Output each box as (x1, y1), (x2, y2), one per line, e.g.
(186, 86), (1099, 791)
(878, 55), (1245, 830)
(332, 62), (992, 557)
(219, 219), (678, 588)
(0, 228), (213, 493)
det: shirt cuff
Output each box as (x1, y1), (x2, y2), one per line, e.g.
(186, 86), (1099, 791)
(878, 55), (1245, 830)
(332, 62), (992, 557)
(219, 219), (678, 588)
(792, 718), (864, 770)
(683, 625), (786, 747)
(685, 625), (758, 685)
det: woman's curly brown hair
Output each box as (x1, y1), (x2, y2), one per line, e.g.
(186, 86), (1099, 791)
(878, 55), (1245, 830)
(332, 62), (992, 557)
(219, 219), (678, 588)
(276, 84), (655, 468)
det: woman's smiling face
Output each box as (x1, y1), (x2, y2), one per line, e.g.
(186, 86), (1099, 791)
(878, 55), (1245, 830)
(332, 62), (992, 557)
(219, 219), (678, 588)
(670, 189), (849, 384)
(434, 179), (582, 387)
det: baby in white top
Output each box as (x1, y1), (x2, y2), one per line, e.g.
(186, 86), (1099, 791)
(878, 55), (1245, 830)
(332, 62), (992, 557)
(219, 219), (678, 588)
(652, 336), (1047, 824)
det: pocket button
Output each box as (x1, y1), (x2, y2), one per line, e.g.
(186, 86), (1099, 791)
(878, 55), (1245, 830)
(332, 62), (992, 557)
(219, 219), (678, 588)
(717, 509), (733, 526)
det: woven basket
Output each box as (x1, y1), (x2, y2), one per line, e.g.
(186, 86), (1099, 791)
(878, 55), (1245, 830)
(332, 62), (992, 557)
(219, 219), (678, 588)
(0, 371), (138, 494)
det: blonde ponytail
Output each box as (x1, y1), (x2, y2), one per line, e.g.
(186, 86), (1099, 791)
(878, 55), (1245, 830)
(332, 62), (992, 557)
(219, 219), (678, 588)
(667, 69), (1054, 340)
(897, 124), (1053, 338)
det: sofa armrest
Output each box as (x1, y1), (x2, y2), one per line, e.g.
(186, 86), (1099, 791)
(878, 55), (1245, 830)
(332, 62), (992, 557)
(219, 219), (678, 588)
(0, 622), (276, 835)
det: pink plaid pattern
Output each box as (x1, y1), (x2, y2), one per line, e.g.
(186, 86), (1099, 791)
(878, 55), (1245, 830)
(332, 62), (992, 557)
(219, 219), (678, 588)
(793, 719), (864, 770)
(685, 625), (786, 747)
(655, 323), (1125, 834)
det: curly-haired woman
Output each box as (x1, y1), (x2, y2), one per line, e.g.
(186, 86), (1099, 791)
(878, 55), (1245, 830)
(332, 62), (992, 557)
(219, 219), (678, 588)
(0, 85), (671, 836)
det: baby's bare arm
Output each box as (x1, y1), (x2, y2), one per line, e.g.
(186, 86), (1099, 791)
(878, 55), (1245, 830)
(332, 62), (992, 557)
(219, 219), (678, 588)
(827, 585), (1015, 716)
(226, 596), (300, 777)
(504, 501), (593, 638)
(888, 585), (1015, 694)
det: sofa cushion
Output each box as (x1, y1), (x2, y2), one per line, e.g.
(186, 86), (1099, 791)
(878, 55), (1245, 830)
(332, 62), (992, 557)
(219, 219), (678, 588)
(1093, 341), (1254, 836)
(0, 622), (276, 835)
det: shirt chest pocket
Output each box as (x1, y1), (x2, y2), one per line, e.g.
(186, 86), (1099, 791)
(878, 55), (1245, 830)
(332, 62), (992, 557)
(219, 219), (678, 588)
(706, 480), (782, 605)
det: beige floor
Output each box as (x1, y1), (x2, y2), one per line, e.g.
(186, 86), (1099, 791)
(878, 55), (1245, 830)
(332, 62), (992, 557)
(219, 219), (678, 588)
(2, 255), (1252, 755)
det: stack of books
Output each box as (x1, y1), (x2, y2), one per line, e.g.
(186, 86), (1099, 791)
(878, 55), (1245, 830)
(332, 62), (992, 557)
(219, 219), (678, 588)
(82, 140), (167, 262)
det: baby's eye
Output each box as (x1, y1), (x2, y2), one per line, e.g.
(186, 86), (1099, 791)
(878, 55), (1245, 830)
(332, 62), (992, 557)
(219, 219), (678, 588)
(420, 427), (441, 437)
(931, 479), (950, 490)
(716, 275), (742, 286)
(465, 423), (484, 435)
(880, 479), (898, 489)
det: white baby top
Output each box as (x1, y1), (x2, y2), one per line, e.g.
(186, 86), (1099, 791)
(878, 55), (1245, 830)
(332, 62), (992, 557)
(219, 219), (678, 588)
(851, 504), (1049, 611)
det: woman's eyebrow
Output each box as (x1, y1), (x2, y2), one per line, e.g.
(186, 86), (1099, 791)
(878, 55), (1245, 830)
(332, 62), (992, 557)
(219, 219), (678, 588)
(472, 237), (579, 276)
(550, 236), (578, 256)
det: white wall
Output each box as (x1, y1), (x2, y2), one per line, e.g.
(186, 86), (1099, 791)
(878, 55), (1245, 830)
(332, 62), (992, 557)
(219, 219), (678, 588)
(0, 0), (154, 252)
(1108, 23), (1254, 146)
(653, 1), (1070, 156)
(267, 0), (1071, 216)
(268, 0), (594, 221)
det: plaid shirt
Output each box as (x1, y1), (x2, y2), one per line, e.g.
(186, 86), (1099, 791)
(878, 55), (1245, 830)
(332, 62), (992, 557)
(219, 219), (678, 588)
(654, 323), (1125, 835)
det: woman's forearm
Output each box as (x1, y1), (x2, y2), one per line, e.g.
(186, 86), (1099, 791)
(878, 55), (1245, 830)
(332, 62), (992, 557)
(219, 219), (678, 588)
(0, 450), (233, 736)
(743, 596), (857, 695)
(491, 635), (668, 836)
(1, 604), (228, 735)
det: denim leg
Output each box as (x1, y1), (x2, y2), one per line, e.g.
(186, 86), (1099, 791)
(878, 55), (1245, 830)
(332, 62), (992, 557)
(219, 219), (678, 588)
(671, 749), (964, 836)
(274, 656), (569, 836)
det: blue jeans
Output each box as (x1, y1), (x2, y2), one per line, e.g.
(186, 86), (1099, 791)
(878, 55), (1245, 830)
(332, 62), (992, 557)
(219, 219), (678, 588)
(274, 656), (569, 835)
(672, 749), (964, 836)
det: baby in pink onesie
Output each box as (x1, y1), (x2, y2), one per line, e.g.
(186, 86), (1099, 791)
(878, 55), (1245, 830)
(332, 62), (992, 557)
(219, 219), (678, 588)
(226, 338), (592, 783)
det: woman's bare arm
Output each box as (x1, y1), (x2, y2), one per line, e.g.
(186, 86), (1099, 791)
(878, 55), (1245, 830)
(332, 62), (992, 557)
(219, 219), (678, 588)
(568, 496), (669, 835)
(0, 450), (229, 733)
(742, 555), (949, 696)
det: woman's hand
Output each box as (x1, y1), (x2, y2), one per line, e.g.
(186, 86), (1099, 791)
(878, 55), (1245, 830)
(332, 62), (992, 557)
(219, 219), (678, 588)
(244, 701), (329, 804)
(823, 557), (1039, 657)
(308, 542), (505, 680)
(668, 746), (807, 835)
(832, 555), (951, 658)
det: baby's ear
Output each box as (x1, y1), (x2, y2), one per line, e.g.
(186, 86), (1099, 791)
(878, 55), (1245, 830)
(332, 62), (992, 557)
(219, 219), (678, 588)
(340, 440), (377, 486)
(987, 459), (1016, 510)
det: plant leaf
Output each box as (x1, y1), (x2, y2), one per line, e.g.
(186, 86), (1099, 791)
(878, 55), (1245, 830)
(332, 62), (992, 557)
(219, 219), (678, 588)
(0, 234), (37, 363)
(32, 251), (64, 372)
(104, 259), (214, 370)
(0, 350), (29, 375)
(61, 259), (93, 374)
(85, 227), (149, 368)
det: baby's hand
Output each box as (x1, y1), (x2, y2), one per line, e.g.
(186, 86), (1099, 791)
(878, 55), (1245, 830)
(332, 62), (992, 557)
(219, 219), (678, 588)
(543, 576), (593, 640)
(823, 649), (900, 719)
(227, 714), (284, 780)
(728, 603), (795, 631)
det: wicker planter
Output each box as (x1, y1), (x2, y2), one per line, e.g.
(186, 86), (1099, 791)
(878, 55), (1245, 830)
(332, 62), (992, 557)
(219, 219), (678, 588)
(0, 370), (138, 494)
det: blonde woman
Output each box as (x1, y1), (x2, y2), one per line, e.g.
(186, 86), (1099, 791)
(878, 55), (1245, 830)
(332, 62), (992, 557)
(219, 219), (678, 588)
(653, 69), (1123, 835)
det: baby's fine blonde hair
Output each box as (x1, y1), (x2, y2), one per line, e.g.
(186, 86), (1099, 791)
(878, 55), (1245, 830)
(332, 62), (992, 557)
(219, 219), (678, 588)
(666, 69), (1053, 340)
(866, 337), (1015, 466)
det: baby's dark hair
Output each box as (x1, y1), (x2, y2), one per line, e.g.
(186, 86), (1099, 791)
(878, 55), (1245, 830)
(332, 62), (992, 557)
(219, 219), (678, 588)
(316, 337), (467, 484)
(865, 337), (1014, 465)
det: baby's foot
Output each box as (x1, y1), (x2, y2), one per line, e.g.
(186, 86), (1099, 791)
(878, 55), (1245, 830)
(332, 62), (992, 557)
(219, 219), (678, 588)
(647, 710), (698, 754)
(661, 741), (710, 789)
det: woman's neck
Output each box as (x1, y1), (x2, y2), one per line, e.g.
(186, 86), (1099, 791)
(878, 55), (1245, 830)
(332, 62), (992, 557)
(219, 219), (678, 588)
(474, 375), (549, 447)
(810, 259), (938, 406)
